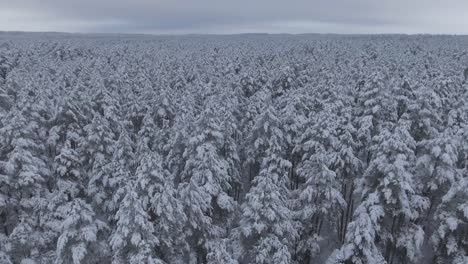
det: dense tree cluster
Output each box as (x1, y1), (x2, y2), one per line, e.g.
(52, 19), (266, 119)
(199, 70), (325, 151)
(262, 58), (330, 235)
(0, 33), (467, 263)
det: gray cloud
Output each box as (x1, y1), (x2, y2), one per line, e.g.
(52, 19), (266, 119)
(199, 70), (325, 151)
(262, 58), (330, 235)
(1, 0), (468, 34)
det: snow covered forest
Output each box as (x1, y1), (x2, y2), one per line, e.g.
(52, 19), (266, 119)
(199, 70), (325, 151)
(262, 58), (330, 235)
(0, 33), (468, 264)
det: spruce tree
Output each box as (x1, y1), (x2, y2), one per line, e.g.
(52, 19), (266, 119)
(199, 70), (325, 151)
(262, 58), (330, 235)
(239, 106), (296, 264)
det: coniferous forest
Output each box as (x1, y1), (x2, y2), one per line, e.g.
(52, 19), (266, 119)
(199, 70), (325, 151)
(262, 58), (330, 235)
(0, 33), (467, 264)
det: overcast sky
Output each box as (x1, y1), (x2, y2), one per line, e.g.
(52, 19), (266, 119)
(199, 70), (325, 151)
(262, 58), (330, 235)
(1, 0), (468, 34)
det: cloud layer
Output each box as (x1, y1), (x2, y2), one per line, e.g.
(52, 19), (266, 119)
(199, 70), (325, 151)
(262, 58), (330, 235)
(1, 0), (468, 34)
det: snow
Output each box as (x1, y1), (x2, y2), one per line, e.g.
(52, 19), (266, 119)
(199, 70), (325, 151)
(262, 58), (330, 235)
(0, 33), (467, 263)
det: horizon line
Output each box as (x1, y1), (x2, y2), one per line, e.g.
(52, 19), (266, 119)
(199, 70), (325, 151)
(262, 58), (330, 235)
(1, 30), (467, 37)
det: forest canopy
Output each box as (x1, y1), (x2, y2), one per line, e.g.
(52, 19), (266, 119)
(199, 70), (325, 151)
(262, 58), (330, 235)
(0, 33), (467, 264)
